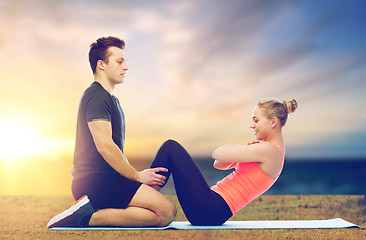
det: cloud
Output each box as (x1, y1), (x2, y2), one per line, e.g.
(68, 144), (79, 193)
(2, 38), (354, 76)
(0, 0), (365, 158)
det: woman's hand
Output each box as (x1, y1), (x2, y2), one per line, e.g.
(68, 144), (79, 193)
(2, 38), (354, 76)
(247, 140), (263, 145)
(137, 167), (168, 186)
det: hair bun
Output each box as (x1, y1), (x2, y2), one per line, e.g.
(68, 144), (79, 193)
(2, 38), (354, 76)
(283, 99), (298, 114)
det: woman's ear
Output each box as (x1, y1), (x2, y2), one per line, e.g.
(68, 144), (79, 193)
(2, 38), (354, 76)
(271, 117), (279, 128)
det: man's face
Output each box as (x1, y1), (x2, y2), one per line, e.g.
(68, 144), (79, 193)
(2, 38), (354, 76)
(103, 46), (128, 85)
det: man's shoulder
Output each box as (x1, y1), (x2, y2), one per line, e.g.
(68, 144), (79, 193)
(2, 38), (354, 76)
(84, 82), (106, 94)
(82, 82), (112, 101)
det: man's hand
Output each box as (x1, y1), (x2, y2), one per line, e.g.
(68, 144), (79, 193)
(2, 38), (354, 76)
(137, 167), (168, 186)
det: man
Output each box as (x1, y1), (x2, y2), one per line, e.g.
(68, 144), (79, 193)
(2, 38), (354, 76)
(47, 36), (176, 228)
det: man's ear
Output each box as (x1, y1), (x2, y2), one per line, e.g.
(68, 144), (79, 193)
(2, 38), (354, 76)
(97, 60), (105, 71)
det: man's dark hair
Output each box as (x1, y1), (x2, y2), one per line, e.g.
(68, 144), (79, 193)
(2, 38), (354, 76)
(89, 36), (125, 74)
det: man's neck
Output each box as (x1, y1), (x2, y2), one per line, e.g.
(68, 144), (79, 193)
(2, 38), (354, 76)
(94, 75), (115, 94)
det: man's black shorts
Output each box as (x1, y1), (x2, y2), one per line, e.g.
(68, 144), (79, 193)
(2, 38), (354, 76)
(72, 173), (142, 210)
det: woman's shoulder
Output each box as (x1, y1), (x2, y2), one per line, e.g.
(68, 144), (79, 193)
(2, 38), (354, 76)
(254, 142), (284, 178)
(251, 142), (283, 161)
(249, 141), (278, 150)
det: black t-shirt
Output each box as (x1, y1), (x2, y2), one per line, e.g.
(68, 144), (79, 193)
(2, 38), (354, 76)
(72, 81), (125, 179)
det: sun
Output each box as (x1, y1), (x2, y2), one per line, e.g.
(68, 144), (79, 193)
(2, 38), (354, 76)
(0, 115), (48, 162)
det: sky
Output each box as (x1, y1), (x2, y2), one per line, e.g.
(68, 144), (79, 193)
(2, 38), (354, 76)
(0, 0), (366, 194)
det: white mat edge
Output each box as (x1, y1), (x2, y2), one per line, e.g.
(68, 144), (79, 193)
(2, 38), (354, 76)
(51, 218), (359, 230)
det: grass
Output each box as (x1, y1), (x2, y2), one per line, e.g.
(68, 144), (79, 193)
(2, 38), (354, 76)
(0, 195), (365, 239)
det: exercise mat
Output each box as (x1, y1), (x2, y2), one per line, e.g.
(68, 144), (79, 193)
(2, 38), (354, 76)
(51, 218), (359, 230)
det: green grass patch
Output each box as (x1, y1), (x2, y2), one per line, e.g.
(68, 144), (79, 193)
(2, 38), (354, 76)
(1, 195), (365, 239)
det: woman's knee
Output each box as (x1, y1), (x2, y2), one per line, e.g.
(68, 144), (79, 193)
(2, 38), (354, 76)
(156, 139), (181, 159)
(163, 139), (188, 157)
(163, 139), (180, 149)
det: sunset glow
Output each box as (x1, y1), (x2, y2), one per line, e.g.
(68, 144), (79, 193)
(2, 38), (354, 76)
(0, 0), (365, 195)
(0, 114), (74, 163)
(0, 115), (47, 162)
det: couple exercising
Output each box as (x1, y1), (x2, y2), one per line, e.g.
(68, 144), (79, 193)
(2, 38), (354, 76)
(47, 36), (297, 228)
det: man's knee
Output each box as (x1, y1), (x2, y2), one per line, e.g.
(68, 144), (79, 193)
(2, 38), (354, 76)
(157, 200), (177, 227)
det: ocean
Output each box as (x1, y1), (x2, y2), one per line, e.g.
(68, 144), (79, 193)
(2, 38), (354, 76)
(136, 158), (366, 195)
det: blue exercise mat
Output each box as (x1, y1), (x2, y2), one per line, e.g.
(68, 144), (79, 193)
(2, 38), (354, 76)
(51, 218), (359, 230)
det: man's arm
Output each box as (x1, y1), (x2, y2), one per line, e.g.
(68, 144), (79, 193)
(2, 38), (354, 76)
(88, 120), (166, 186)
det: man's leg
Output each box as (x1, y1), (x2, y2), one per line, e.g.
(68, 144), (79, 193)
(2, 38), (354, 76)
(88, 184), (177, 227)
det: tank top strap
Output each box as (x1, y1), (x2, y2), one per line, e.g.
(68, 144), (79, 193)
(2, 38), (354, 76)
(274, 145), (285, 179)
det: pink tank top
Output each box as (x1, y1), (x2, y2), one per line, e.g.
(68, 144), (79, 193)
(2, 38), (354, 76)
(211, 145), (285, 214)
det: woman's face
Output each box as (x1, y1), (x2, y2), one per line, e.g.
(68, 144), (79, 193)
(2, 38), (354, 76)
(250, 105), (273, 141)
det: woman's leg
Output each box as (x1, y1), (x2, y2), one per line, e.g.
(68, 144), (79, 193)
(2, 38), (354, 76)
(150, 140), (232, 225)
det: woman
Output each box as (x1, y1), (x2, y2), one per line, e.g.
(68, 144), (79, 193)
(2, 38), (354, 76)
(150, 98), (298, 225)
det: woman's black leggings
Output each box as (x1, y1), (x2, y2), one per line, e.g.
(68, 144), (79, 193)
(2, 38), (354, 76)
(150, 139), (233, 225)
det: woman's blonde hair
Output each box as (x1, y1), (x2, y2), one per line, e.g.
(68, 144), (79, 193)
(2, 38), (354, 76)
(257, 98), (298, 127)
